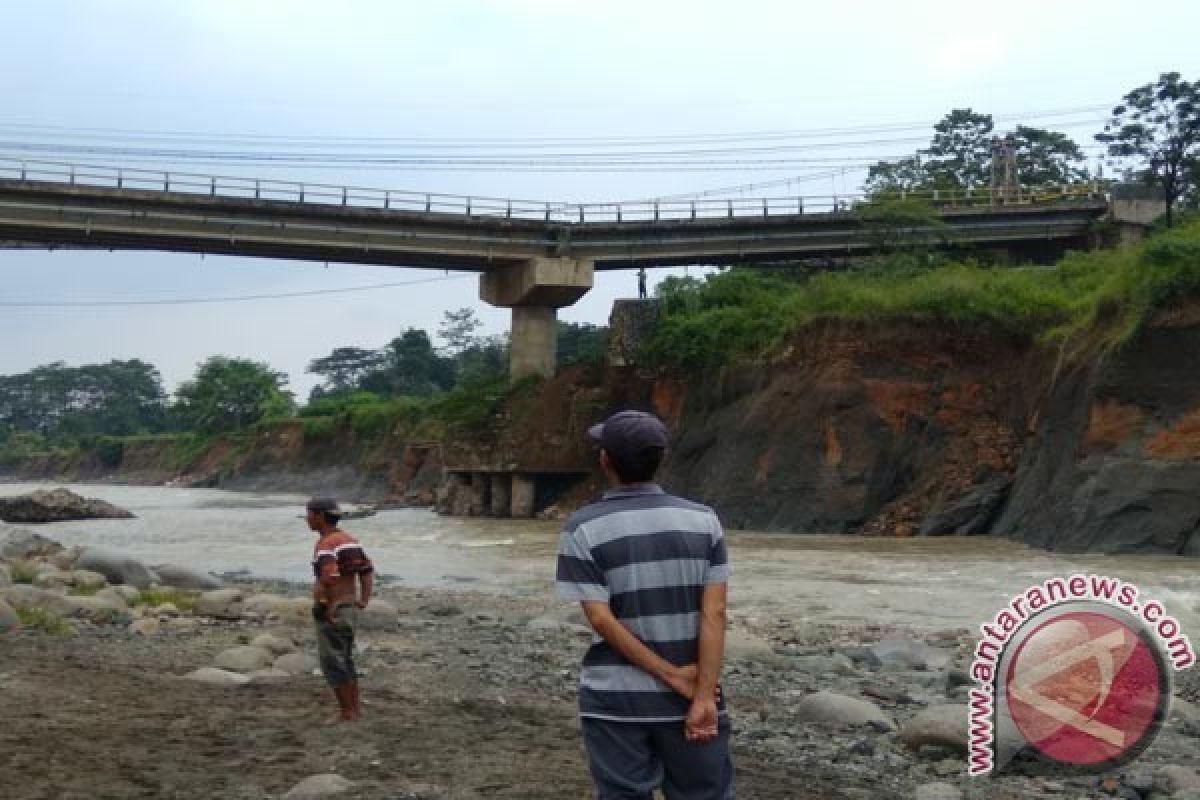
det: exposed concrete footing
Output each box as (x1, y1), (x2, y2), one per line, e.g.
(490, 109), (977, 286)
(437, 470), (581, 519)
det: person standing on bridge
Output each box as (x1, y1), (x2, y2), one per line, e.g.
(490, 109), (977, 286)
(638, 267), (648, 299)
(306, 497), (374, 722)
(556, 410), (734, 799)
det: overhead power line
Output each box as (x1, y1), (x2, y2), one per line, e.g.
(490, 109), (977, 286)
(0, 273), (473, 308)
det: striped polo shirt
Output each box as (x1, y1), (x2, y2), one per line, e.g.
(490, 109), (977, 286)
(555, 484), (730, 722)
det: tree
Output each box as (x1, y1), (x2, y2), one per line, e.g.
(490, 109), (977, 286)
(557, 322), (609, 368)
(306, 347), (385, 395)
(1010, 125), (1087, 186)
(359, 329), (454, 396)
(438, 308), (483, 355)
(863, 155), (930, 196)
(1097, 72), (1200, 227)
(173, 356), (293, 434)
(920, 108), (995, 189)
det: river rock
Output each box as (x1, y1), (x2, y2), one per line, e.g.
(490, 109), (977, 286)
(68, 595), (131, 622)
(69, 569), (109, 591)
(338, 503), (376, 519)
(50, 546), (82, 571)
(93, 586), (134, 608)
(0, 488), (135, 523)
(152, 602), (180, 616)
(1158, 766), (1200, 794)
(725, 629), (777, 660)
(32, 568), (70, 590)
(129, 618), (161, 636)
(283, 774), (354, 799)
(914, 782), (963, 800)
(266, 597), (313, 626)
(186, 667), (251, 687)
(0, 598), (19, 632)
(0, 526), (62, 559)
(1, 585), (78, 616)
(76, 548), (158, 589)
(900, 705), (969, 754)
(243, 593), (285, 616)
(195, 588), (244, 619)
(274, 652), (319, 676)
(251, 633), (295, 656)
(794, 690), (895, 730)
(248, 668), (292, 684)
(152, 563), (222, 590)
(870, 637), (952, 671)
(214, 645), (275, 673)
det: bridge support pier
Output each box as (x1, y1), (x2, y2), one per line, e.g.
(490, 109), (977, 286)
(480, 257), (594, 382)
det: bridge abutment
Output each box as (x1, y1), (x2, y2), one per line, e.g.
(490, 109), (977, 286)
(479, 256), (594, 381)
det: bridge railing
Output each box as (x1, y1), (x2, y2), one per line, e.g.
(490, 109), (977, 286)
(0, 157), (1109, 224)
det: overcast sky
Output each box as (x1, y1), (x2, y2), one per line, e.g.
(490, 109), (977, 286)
(1, 0), (1198, 398)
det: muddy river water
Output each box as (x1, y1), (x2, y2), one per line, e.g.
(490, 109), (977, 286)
(6, 482), (1196, 636)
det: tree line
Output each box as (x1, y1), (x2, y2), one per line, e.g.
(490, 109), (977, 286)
(865, 71), (1199, 226)
(0, 309), (607, 451)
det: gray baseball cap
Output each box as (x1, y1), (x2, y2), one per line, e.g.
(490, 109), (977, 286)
(587, 410), (668, 461)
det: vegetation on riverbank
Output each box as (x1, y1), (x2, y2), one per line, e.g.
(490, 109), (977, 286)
(643, 218), (1200, 369)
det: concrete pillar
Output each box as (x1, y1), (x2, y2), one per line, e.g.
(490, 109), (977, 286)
(510, 307), (558, 379)
(480, 257), (594, 382)
(490, 473), (512, 517)
(511, 474), (536, 518)
(466, 473), (488, 516)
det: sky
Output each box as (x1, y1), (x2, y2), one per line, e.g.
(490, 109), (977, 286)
(1, 0), (1198, 398)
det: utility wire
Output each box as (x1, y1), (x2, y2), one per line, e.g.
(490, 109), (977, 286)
(0, 273), (473, 308)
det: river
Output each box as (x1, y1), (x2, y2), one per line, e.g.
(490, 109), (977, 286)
(3, 481), (1197, 635)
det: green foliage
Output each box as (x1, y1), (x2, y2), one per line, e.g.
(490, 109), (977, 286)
(557, 322), (609, 368)
(297, 391), (429, 439)
(855, 197), (951, 253)
(173, 356), (294, 434)
(428, 373), (511, 434)
(1098, 71), (1200, 227)
(15, 606), (75, 635)
(306, 347), (384, 394)
(642, 220), (1200, 369)
(9, 561), (38, 584)
(133, 588), (197, 611)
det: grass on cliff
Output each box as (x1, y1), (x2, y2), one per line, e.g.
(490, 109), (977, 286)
(643, 219), (1200, 368)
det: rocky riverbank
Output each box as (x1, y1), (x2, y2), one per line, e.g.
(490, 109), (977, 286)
(1, 525), (1197, 799)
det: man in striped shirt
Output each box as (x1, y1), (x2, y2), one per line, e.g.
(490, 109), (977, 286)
(556, 410), (734, 799)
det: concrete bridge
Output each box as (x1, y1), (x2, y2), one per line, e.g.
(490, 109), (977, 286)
(0, 159), (1117, 380)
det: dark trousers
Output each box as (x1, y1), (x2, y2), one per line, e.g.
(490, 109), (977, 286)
(581, 717), (734, 800)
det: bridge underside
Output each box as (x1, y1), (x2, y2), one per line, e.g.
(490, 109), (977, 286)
(0, 178), (1109, 381)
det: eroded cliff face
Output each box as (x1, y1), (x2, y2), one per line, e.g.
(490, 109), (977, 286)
(995, 312), (1200, 555)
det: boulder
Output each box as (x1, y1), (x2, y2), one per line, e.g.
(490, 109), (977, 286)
(283, 774), (355, 799)
(273, 652), (319, 676)
(76, 548), (158, 589)
(242, 593), (285, 616)
(869, 638), (952, 671)
(152, 602), (180, 617)
(152, 563), (222, 590)
(32, 569), (71, 590)
(185, 667), (250, 687)
(247, 668), (292, 684)
(67, 595), (131, 623)
(50, 546), (82, 571)
(0, 488), (134, 524)
(251, 633), (295, 656)
(0, 526), (62, 559)
(93, 587), (133, 608)
(69, 570), (109, 591)
(1, 585), (79, 616)
(900, 705), (970, 754)
(338, 503), (376, 520)
(213, 645), (275, 673)
(195, 589), (244, 620)
(794, 691), (895, 730)
(0, 598), (19, 633)
(723, 629), (776, 660)
(266, 597), (314, 626)
(103, 585), (140, 604)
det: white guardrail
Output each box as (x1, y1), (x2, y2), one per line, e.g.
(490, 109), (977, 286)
(0, 158), (1109, 224)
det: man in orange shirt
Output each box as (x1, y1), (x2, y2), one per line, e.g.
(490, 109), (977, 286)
(306, 497), (374, 722)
